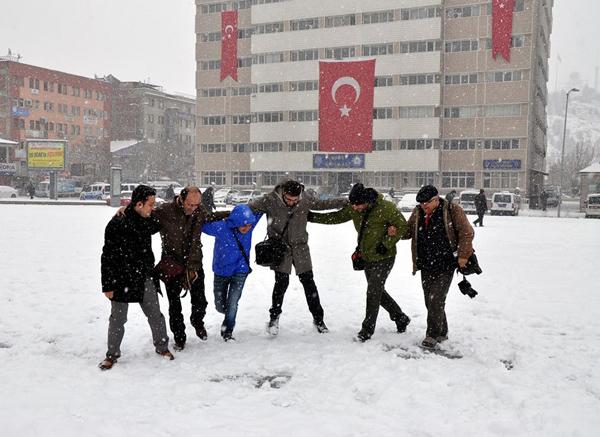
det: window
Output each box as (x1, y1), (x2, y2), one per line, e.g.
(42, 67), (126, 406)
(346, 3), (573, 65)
(201, 2), (227, 14)
(446, 5), (481, 18)
(231, 86), (256, 96)
(400, 40), (442, 53)
(445, 40), (479, 52)
(72, 86), (80, 97)
(485, 104), (521, 117)
(296, 172), (322, 187)
(254, 52), (284, 64)
(29, 78), (40, 90)
(373, 172), (397, 187)
(238, 28), (254, 39)
(290, 111), (318, 122)
(444, 73), (479, 84)
(231, 143), (250, 153)
(290, 18), (319, 31)
(201, 144), (228, 153)
(400, 74), (441, 85)
(233, 0), (252, 9)
(363, 10), (394, 24)
(400, 139), (438, 150)
(486, 70), (523, 83)
(201, 88), (227, 97)
(290, 49), (319, 62)
(401, 6), (441, 20)
(373, 140), (392, 151)
(202, 171), (226, 186)
(200, 60), (221, 70)
(232, 171), (257, 186)
(251, 142), (282, 152)
(253, 112), (284, 123)
(362, 43), (393, 56)
(289, 141), (318, 152)
(416, 172), (436, 186)
(442, 139), (477, 150)
(147, 114), (154, 123)
(58, 84), (68, 95)
(483, 172), (520, 189)
(289, 81), (318, 92)
(375, 76), (393, 87)
(325, 14), (355, 28)
(325, 46), (356, 60)
(231, 114), (252, 124)
(202, 115), (226, 125)
(256, 22), (284, 34)
(442, 172), (475, 188)
(200, 31), (220, 42)
(373, 108), (393, 119)
(258, 83), (283, 93)
(238, 57), (253, 68)
(399, 106), (435, 118)
(443, 106), (482, 118)
(484, 138), (520, 150)
(262, 172), (288, 186)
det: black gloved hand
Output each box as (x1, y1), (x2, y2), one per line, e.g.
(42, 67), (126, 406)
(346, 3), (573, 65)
(376, 243), (388, 255)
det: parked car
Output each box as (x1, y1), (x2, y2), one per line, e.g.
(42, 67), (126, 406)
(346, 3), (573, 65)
(585, 193), (600, 218)
(545, 190), (560, 208)
(231, 190), (262, 205)
(397, 192), (419, 212)
(213, 188), (239, 205)
(105, 190), (133, 207)
(80, 183), (110, 200)
(459, 190), (480, 214)
(490, 192), (521, 216)
(0, 185), (18, 198)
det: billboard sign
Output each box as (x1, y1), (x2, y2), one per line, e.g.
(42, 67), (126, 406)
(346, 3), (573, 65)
(313, 153), (365, 169)
(0, 162), (17, 175)
(27, 140), (66, 170)
(483, 159), (521, 170)
(11, 106), (30, 117)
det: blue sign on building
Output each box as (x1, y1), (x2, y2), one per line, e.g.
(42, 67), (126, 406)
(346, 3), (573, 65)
(313, 154), (365, 169)
(483, 159), (521, 170)
(11, 107), (29, 117)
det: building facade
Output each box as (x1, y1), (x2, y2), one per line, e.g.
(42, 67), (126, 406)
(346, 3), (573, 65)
(195, 0), (553, 199)
(109, 78), (197, 184)
(0, 58), (112, 185)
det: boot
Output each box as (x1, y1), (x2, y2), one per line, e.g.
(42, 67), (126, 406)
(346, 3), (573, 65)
(195, 325), (208, 341)
(267, 316), (279, 336)
(314, 319), (329, 334)
(156, 350), (175, 360)
(395, 314), (411, 333)
(354, 331), (371, 343)
(98, 357), (116, 371)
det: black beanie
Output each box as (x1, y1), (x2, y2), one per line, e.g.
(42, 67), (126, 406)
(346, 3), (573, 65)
(416, 185), (438, 203)
(349, 183), (378, 205)
(281, 180), (303, 196)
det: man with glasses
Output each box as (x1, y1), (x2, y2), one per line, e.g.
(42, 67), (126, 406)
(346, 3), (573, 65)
(400, 185), (474, 349)
(249, 180), (348, 335)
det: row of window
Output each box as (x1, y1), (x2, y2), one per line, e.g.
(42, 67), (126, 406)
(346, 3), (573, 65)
(15, 118), (103, 137)
(446, 0), (524, 19)
(200, 0), (285, 14)
(19, 77), (106, 100)
(443, 138), (521, 150)
(443, 104), (522, 118)
(12, 98), (108, 119)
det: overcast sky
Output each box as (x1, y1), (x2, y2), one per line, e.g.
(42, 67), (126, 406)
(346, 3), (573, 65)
(0, 0), (598, 95)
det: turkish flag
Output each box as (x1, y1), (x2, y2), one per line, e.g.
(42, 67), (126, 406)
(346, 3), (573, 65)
(492, 0), (514, 62)
(220, 11), (238, 81)
(319, 60), (375, 153)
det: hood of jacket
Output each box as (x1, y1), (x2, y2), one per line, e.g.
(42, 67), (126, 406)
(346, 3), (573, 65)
(227, 204), (259, 228)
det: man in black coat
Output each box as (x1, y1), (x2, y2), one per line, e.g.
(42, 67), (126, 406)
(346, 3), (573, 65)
(99, 185), (174, 370)
(473, 189), (488, 227)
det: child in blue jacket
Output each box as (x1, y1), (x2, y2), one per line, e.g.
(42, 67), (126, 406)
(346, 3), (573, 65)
(202, 204), (261, 341)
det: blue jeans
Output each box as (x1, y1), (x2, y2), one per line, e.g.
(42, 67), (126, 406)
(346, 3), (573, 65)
(213, 273), (248, 334)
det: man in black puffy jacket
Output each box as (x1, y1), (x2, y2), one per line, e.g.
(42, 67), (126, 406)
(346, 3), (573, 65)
(99, 185), (174, 370)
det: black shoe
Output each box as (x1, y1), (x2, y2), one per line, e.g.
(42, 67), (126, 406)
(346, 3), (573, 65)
(314, 319), (329, 334)
(173, 341), (185, 351)
(267, 316), (279, 336)
(98, 357), (116, 371)
(395, 314), (411, 333)
(157, 350), (175, 360)
(222, 331), (235, 342)
(354, 331), (371, 343)
(195, 326), (208, 341)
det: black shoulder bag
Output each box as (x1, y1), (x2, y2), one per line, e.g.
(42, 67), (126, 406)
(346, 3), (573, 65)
(255, 212), (293, 267)
(351, 208), (373, 271)
(232, 231), (253, 274)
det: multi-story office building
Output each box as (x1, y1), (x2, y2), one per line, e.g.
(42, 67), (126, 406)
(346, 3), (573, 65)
(0, 58), (112, 184)
(195, 0), (553, 200)
(109, 78), (197, 183)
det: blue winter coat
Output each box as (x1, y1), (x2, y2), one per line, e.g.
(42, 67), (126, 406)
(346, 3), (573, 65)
(202, 204), (262, 277)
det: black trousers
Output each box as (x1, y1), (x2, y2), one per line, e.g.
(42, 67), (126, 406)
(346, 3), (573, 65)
(361, 257), (405, 337)
(165, 269), (207, 344)
(269, 270), (324, 322)
(420, 268), (455, 339)
(473, 211), (485, 226)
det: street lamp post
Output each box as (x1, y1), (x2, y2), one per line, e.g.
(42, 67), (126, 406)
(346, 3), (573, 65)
(557, 87), (579, 218)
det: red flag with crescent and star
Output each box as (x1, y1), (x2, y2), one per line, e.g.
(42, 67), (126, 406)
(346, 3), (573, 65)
(492, 0), (515, 62)
(220, 11), (238, 81)
(318, 59), (375, 153)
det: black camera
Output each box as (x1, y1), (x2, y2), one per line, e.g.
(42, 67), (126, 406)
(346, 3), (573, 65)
(458, 277), (478, 299)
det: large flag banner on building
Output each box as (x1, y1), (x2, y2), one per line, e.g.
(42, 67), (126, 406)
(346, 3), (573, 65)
(220, 11), (238, 81)
(492, 0), (515, 62)
(319, 59), (376, 153)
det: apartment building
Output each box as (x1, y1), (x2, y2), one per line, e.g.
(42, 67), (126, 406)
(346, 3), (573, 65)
(0, 59), (112, 184)
(109, 78), (197, 183)
(195, 0), (553, 200)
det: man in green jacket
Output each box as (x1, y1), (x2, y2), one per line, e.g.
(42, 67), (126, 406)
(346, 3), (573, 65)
(309, 183), (411, 342)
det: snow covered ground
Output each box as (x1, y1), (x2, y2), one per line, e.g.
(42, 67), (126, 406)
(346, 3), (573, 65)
(1, 204), (599, 437)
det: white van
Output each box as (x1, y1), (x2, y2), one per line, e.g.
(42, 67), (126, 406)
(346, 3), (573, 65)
(585, 194), (600, 218)
(459, 190), (480, 214)
(80, 183), (110, 200)
(121, 183), (140, 193)
(490, 192), (521, 216)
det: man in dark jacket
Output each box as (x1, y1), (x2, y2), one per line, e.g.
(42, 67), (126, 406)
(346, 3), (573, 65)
(99, 185), (173, 370)
(473, 189), (488, 227)
(201, 186), (216, 212)
(153, 186), (228, 350)
(309, 183), (411, 342)
(249, 180), (348, 335)
(401, 185), (474, 349)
